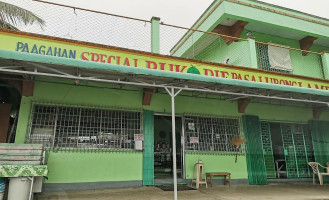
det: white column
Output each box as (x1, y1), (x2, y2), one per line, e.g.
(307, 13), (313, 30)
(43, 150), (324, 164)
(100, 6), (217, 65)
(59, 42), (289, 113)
(165, 87), (182, 200)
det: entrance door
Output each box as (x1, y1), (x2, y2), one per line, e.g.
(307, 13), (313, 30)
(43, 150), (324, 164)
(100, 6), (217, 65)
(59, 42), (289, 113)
(261, 122), (314, 179)
(281, 123), (313, 178)
(309, 120), (329, 183)
(153, 115), (182, 180)
(260, 122), (276, 179)
(280, 124), (299, 178)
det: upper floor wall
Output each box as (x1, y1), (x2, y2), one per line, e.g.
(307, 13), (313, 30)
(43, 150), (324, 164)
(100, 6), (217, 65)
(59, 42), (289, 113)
(181, 0), (329, 43)
(171, 0), (329, 80)
(194, 30), (329, 79)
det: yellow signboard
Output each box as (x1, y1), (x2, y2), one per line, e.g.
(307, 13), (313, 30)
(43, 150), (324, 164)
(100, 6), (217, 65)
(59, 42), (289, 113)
(1, 31), (329, 91)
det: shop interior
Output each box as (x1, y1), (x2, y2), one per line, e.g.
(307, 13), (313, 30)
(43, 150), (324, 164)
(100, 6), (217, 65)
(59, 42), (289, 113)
(154, 115), (182, 180)
(269, 123), (287, 179)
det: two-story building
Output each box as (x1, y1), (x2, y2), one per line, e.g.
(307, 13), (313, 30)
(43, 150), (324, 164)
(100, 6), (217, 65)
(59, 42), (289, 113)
(0, 0), (328, 191)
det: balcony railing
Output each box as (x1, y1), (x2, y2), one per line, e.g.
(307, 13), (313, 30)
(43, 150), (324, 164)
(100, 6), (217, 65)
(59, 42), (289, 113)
(1, 0), (328, 80)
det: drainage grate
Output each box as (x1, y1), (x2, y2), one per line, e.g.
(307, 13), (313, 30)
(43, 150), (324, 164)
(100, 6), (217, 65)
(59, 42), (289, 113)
(156, 185), (196, 191)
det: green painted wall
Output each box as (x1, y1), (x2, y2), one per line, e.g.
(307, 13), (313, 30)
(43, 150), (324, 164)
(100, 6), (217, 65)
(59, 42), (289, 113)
(171, 6), (227, 57)
(246, 103), (313, 123)
(240, 0), (329, 24)
(148, 93), (239, 117)
(15, 97), (32, 144)
(248, 38), (259, 69)
(322, 53), (329, 79)
(172, 0), (329, 58)
(246, 30), (329, 52)
(194, 29), (328, 78)
(223, 1), (329, 39)
(151, 17), (160, 54)
(15, 78), (144, 184)
(14, 77), (326, 184)
(45, 151), (142, 183)
(247, 30), (328, 78)
(195, 39), (251, 68)
(190, 0), (329, 34)
(185, 153), (248, 179)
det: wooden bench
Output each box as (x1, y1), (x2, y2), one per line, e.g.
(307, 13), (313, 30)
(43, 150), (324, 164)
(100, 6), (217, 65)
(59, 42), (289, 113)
(0, 143), (48, 200)
(206, 172), (231, 187)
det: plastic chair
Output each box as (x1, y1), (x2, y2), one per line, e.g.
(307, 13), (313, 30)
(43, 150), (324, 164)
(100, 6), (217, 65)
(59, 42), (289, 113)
(308, 162), (329, 185)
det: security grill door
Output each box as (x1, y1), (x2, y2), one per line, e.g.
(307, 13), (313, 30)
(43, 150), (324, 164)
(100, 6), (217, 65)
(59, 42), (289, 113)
(280, 123), (313, 178)
(309, 120), (329, 183)
(281, 124), (298, 178)
(260, 122), (276, 179)
(260, 121), (314, 179)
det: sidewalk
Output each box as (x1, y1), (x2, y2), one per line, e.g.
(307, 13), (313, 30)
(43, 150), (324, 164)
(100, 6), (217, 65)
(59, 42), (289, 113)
(34, 183), (329, 200)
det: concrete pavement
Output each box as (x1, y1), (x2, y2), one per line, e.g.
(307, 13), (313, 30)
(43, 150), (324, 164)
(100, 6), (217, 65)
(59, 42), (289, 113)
(34, 183), (329, 200)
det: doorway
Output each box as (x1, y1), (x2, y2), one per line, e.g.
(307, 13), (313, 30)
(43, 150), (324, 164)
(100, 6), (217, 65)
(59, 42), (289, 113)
(153, 115), (182, 180)
(0, 81), (21, 143)
(261, 121), (314, 179)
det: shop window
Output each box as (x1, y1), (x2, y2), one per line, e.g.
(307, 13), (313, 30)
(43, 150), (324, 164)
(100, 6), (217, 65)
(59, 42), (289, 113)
(184, 115), (244, 155)
(28, 104), (142, 150)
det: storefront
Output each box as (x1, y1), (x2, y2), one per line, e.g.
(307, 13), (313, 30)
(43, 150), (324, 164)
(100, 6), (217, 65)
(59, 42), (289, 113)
(0, 0), (329, 194)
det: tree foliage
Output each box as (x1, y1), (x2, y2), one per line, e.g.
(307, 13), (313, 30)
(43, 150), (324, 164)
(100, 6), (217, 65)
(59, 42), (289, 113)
(0, 1), (45, 30)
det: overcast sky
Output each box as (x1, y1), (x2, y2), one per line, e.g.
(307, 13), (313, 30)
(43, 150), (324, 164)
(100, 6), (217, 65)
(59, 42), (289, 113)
(3, 0), (329, 54)
(46, 0), (329, 27)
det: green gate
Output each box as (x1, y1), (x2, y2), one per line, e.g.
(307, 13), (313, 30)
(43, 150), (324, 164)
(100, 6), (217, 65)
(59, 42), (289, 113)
(281, 123), (313, 178)
(309, 120), (329, 183)
(281, 124), (298, 178)
(243, 115), (267, 185)
(260, 122), (276, 178)
(260, 122), (314, 179)
(294, 124), (312, 177)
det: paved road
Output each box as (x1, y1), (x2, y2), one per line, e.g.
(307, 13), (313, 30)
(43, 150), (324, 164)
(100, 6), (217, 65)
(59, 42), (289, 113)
(34, 183), (329, 200)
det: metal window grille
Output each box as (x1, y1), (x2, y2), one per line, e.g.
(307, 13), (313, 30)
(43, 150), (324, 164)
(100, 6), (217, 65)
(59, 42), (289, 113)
(257, 43), (291, 74)
(184, 115), (244, 155)
(28, 104), (142, 151)
(257, 43), (324, 78)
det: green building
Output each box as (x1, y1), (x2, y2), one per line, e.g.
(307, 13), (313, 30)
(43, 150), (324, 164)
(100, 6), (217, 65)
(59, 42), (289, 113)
(0, 0), (329, 191)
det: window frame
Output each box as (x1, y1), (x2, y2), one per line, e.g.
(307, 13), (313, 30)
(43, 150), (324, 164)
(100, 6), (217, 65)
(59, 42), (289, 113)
(183, 114), (244, 155)
(27, 102), (143, 151)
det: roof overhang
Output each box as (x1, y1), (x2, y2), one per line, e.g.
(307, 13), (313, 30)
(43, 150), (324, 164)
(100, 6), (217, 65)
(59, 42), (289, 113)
(171, 0), (329, 57)
(1, 50), (328, 107)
